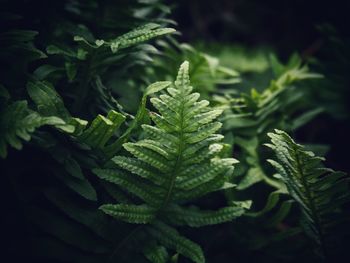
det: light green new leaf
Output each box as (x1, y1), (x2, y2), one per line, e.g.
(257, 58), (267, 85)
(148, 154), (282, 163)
(78, 110), (125, 148)
(74, 23), (176, 54)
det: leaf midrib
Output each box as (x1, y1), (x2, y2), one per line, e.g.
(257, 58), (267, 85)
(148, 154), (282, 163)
(161, 89), (186, 209)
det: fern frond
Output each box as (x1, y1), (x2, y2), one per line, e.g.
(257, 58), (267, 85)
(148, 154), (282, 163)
(74, 23), (176, 53)
(0, 100), (66, 158)
(94, 61), (250, 263)
(266, 129), (350, 257)
(104, 61), (240, 210)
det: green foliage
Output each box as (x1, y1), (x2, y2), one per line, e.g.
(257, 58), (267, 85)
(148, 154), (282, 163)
(266, 129), (350, 258)
(74, 23), (175, 53)
(201, 47), (343, 260)
(214, 54), (323, 193)
(77, 110), (125, 148)
(0, 99), (67, 158)
(44, 22), (175, 116)
(1, 2), (180, 262)
(1, 1), (348, 262)
(219, 54), (322, 136)
(94, 62), (250, 262)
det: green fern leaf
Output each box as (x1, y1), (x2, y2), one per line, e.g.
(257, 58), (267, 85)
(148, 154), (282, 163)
(0, 100), (66, 158)
(93, 61), (250, 263)
(74, 23), (176, 53)
(266, 129), (350, 257)
(27, 80), (70, 119)
(27, 80), (75, 133)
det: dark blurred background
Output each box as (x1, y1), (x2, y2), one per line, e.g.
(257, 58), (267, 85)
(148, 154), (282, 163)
(171, 0), (350, 57)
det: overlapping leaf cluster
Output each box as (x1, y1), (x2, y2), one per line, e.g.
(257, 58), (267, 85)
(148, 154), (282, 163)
(1, 0), (349, 262)
(216, 54), (323, 205)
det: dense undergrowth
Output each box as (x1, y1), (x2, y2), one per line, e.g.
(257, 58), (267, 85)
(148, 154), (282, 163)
(1, 0), (349, 262)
